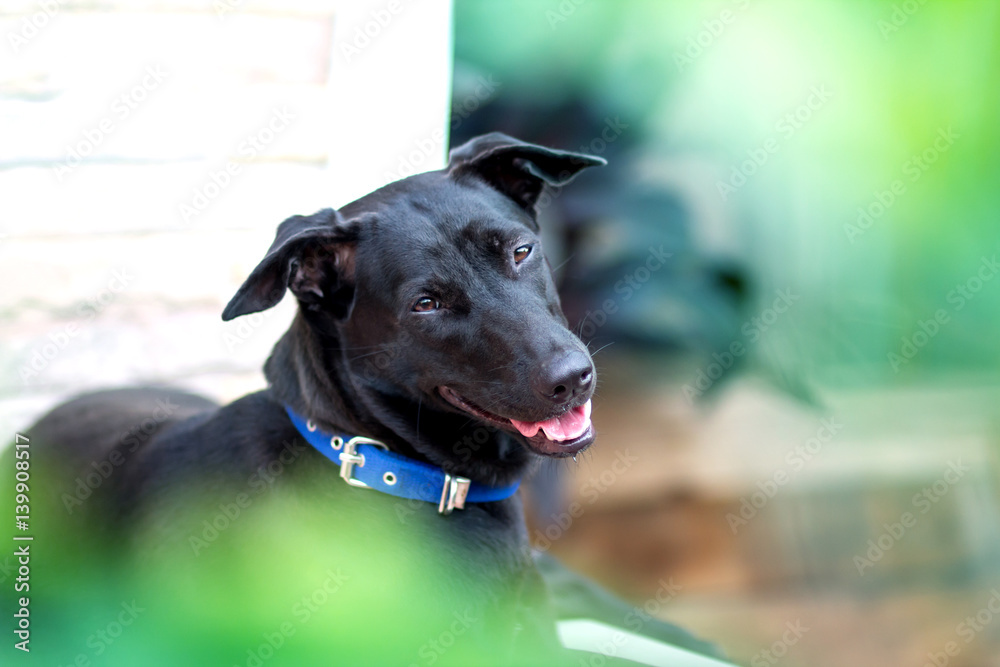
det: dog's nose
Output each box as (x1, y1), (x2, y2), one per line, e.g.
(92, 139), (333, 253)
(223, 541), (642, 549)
(534, 351), (594, 405)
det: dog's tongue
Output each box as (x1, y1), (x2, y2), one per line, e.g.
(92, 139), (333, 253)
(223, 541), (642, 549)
(510, 400), (592, 442)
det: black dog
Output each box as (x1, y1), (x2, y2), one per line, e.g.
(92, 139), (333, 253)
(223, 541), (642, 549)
(25, 133), (729, 666)
(25, 133), (616, 665)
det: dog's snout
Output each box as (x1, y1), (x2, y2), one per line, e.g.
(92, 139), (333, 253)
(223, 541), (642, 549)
(534, 350), (594, 405)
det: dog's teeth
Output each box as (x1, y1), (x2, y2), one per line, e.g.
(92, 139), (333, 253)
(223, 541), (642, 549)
(572, 455), (578, 463)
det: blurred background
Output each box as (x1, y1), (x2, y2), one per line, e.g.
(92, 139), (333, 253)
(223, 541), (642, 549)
(3, 1), (1000, 665)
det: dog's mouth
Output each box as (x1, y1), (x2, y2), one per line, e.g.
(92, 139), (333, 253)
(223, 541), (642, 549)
(437, 386), (594, 457)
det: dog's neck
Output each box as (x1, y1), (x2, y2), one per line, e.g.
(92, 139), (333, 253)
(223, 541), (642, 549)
(264, 312), (534, 486)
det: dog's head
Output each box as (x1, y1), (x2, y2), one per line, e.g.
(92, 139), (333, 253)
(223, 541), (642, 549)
(223, 133), (605, 468)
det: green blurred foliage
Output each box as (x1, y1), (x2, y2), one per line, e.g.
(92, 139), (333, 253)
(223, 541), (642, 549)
(455, 0), (1000, 388)
(0, 447), (548, 666)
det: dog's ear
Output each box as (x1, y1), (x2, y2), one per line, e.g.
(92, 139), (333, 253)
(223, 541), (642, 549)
(448, 132), (606, 211)
(222, 208), (359, 321)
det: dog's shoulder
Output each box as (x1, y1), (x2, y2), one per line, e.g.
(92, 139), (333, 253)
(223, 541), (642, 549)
(130, 390), (294, 478)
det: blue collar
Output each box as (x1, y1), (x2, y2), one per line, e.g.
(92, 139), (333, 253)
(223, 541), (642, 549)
(284, 406), (520, 514)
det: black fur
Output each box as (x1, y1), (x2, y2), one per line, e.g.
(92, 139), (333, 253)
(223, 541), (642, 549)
(26, 133), (609, 664)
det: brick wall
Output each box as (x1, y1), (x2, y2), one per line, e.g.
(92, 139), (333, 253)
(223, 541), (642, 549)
(0, 0), (452, 435)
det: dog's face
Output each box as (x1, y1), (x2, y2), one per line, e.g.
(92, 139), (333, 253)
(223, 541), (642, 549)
(223, 133), (605, 460)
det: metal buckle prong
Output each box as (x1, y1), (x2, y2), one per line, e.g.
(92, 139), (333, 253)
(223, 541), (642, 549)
(338, 436), (388, 488)
(438, 474), (471, 515)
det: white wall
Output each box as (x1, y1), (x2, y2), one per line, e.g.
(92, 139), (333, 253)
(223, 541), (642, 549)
(0, 0), (453, 435)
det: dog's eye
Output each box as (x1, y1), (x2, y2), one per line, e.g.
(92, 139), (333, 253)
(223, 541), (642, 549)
(513, 245), (532, 264)
(412, 297), (440, 313)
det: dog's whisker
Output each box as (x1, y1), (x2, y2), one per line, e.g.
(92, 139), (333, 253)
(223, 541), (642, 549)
(550, 251), (577, 275)
(485, 363), (520, 373)
(416, 397), (422, 444)
(590, 342), (615, 357)
(346, 349), (392, 361)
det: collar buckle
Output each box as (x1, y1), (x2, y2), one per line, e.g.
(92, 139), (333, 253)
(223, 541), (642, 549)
(284, 404), (519, 513)
(339, 436), (388, 488)
(438, 474), (471, 515)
